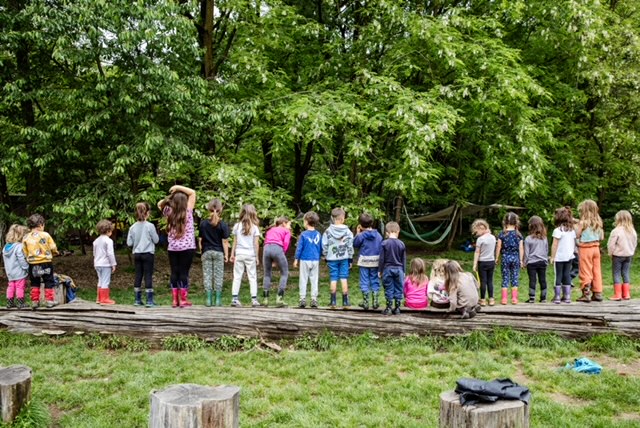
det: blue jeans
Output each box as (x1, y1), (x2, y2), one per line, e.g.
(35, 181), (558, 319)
(328, 259), (349, 281)
(359, 267), (380, 294)
(382, 267), (404, 302)
(612, 256), (632, 284)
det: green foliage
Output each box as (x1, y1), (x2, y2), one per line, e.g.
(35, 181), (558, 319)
(85, 333), (150, 352)
(161, 334), (208, 352)
(0, 399), (51, 428)
(293, 330), (338, 351)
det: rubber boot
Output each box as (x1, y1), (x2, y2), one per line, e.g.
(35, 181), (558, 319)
(359, 292), (369, 310)
(205, 290), (213, 307)
(342, 293), (351, 309)
(262, 290), (270, 307)
(171, 288), (179, 308)
(561, 285), (572, 304)
(610, 284), (622, 301)
(501, 288), (508, 305)
(30, 287), (41, 309)
(382, 300), (393, 316)
(622, 283), (631, 300)
(553, 286), (562, 304)
(179, 288), (192, 307)
(392, 299), (401, 315)
(577, 285), (591, 303)
(591, 292), (603, 302)
(511, 288), (519, 305)
(45, 288), (59, 308)
(372, 292), (380, 310)
(16, 297), (26, 310)
(215, 291), (222, 307)
(145, 289), (156, 307)
(6, 298), (15, 309)
(329, 292), (337, 309)
(276, 291), (287, 308)
(98, 288), (115, 305)
(134, 288), (143, 306)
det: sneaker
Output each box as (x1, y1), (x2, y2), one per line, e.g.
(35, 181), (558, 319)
(479, 299), (487, 306)
(45, 300), (58, 309)
(251, 298), (261, 308)
(488, 298), (495, 306)
(299, 298), (306, 308)
(310, 299), (318, 308)
(231, 299), (242, 307)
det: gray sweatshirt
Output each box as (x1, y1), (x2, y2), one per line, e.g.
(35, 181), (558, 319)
(322, 224), (354, 261)
(127, 221), (159, 254)
(448, 272), (479, 312)
(2, 243), (29, 281)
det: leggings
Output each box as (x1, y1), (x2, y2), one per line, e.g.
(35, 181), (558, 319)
(263, 244), (289, 292)
(477, 261), (495, 299)
(168, 250), (195, 289)
(134, 253), (155, 290)
(527, 262), (547, 300)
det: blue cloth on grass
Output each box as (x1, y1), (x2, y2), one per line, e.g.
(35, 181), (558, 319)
(565, 358), (602, 375)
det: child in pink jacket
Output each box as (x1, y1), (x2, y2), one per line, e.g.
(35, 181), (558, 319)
(404, 258), (429, 309)
(263, 216), (292, 307)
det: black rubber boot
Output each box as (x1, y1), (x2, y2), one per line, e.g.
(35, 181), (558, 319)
(382, 301), (393, 316)
(330, 292), (337, 309)
(372, 292), (380, 310)
(342, 293), (351, 309)
(134, 288), (143, 306)
(392, 299), (401, 315)
(359, 292), (369, 310)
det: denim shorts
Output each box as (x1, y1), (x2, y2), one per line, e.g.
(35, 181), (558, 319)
(328, 259), (350, 281)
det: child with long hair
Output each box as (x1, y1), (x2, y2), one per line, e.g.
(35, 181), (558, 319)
(23, 214), (59, 308)
(94, 220), (117, 305)
(471, 219), (496, 306)
(550, 207), (576, 304)
(495, 212), (524, 305)
(607, 210), (637, 301)
(199, 198), (230, 307)
(403, 258), (429, 309)
(127, 202), (159, 307)
(428, 258), (449, 307)
(3, 225), (29, 309)
(158, 185), (196, 308)
(524, 216), (549, 303)
(575, 200), (605, 302)
(443, 260), (479, 319)
(262, 216), (292, 307)
(230, 204), (261, 307)
(294, 211), (322, 308)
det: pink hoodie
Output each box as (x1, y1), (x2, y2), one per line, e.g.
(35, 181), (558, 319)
(404, 276), (429, 309)
(264, 226), (291, 253)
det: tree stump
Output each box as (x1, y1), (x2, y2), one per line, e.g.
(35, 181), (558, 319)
(39, 283), (65, 305)
(439, 391), (530, 428)
(0, 365), (32, 423)
(149, 384), (240, 428)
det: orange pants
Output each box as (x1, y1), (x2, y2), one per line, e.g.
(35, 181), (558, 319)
(578, 243), (603, 293)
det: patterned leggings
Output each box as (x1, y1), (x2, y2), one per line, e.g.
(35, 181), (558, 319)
(501, 254), (520, 288)
(202, 250), (224, 292)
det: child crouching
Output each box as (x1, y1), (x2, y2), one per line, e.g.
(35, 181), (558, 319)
(443, 260), (479, 319)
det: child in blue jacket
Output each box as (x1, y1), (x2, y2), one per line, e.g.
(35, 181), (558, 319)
(353, 213), (383, 310)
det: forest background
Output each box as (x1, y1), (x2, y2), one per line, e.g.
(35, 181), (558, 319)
(2, 0), (639, 237)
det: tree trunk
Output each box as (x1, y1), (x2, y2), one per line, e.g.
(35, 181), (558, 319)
(202, 0), (215, 79)
(0, 365), (32, 423)
(293, 140), (314, 211)
(439, 391), (530, 428)
(149, 384), (240, 428)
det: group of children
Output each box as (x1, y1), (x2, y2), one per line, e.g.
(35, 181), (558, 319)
(472, 200), (637, 306)
(3, 192), (634, 318)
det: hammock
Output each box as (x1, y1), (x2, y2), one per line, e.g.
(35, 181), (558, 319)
(401, 204), (459, 246)
(400, 221), (444, 240)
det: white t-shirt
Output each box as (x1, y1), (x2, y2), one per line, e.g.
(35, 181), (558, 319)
(233, 223), (260, 256)
(552, 227), (576, 262)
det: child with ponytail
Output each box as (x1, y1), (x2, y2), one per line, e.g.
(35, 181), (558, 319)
(200, 199), (230, 307)
(127, 202), (159, 307)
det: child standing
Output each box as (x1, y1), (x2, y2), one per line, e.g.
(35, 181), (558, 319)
(322, 208), (354, 309)
(576, 200), (605, 302)
(3, 225), (29, 309)
(23, 214), (59, 308)
(524, 216), (549, 303)
(230, 204), (261, 307)
(471, 219), (496, 306)
(403, 258), (429, 309)
(379, 221), (406, 315)
(607, 210), (637, 301)
(199, 199), (230, 307)
(94, 220), (117, 305)
(443, 260), (480, 319)
(294, 211), (322, 308)
(353, 213), (383, 310)
(158, 185), (197, 308)
(495, 212), (524, 305)
(550, 207), (576, 304)
(127, 202), (159, 307)
(262, 216), (292, 307)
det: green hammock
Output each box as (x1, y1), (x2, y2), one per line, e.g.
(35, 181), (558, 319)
(400, 221), (445, 240)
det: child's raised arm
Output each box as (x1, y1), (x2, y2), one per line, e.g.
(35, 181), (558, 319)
(170, 185), (196, 210)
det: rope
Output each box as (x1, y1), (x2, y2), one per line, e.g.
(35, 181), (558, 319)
(402, 204), (458, 245)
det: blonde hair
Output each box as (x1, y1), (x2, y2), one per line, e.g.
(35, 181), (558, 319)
(430, 258), (448, 281)
(577, 199), (603, 234)
(385, 221), (400, 235)
(207, 198), (223, 227)
(5, 224), (29, 244)
(471, 219), (490, 235)
(614, 210), (636, 235)
(409, 258), (428, 287)
(443, 260), (464, 292)
(238, 204), (259, 235)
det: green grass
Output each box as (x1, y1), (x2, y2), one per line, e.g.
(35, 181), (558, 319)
(0, 329), (639, 427)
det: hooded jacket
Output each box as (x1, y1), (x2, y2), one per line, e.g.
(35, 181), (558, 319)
(322, 224), (354, 261)
(353, 229), (382, 267)
(2, 242), (29, 281)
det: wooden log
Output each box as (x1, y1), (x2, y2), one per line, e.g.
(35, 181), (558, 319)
(149, 384), (240, 428)
(0, 365), (32, 423)
(38, 283), (65, 305)
(439, 391), (529, 428)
